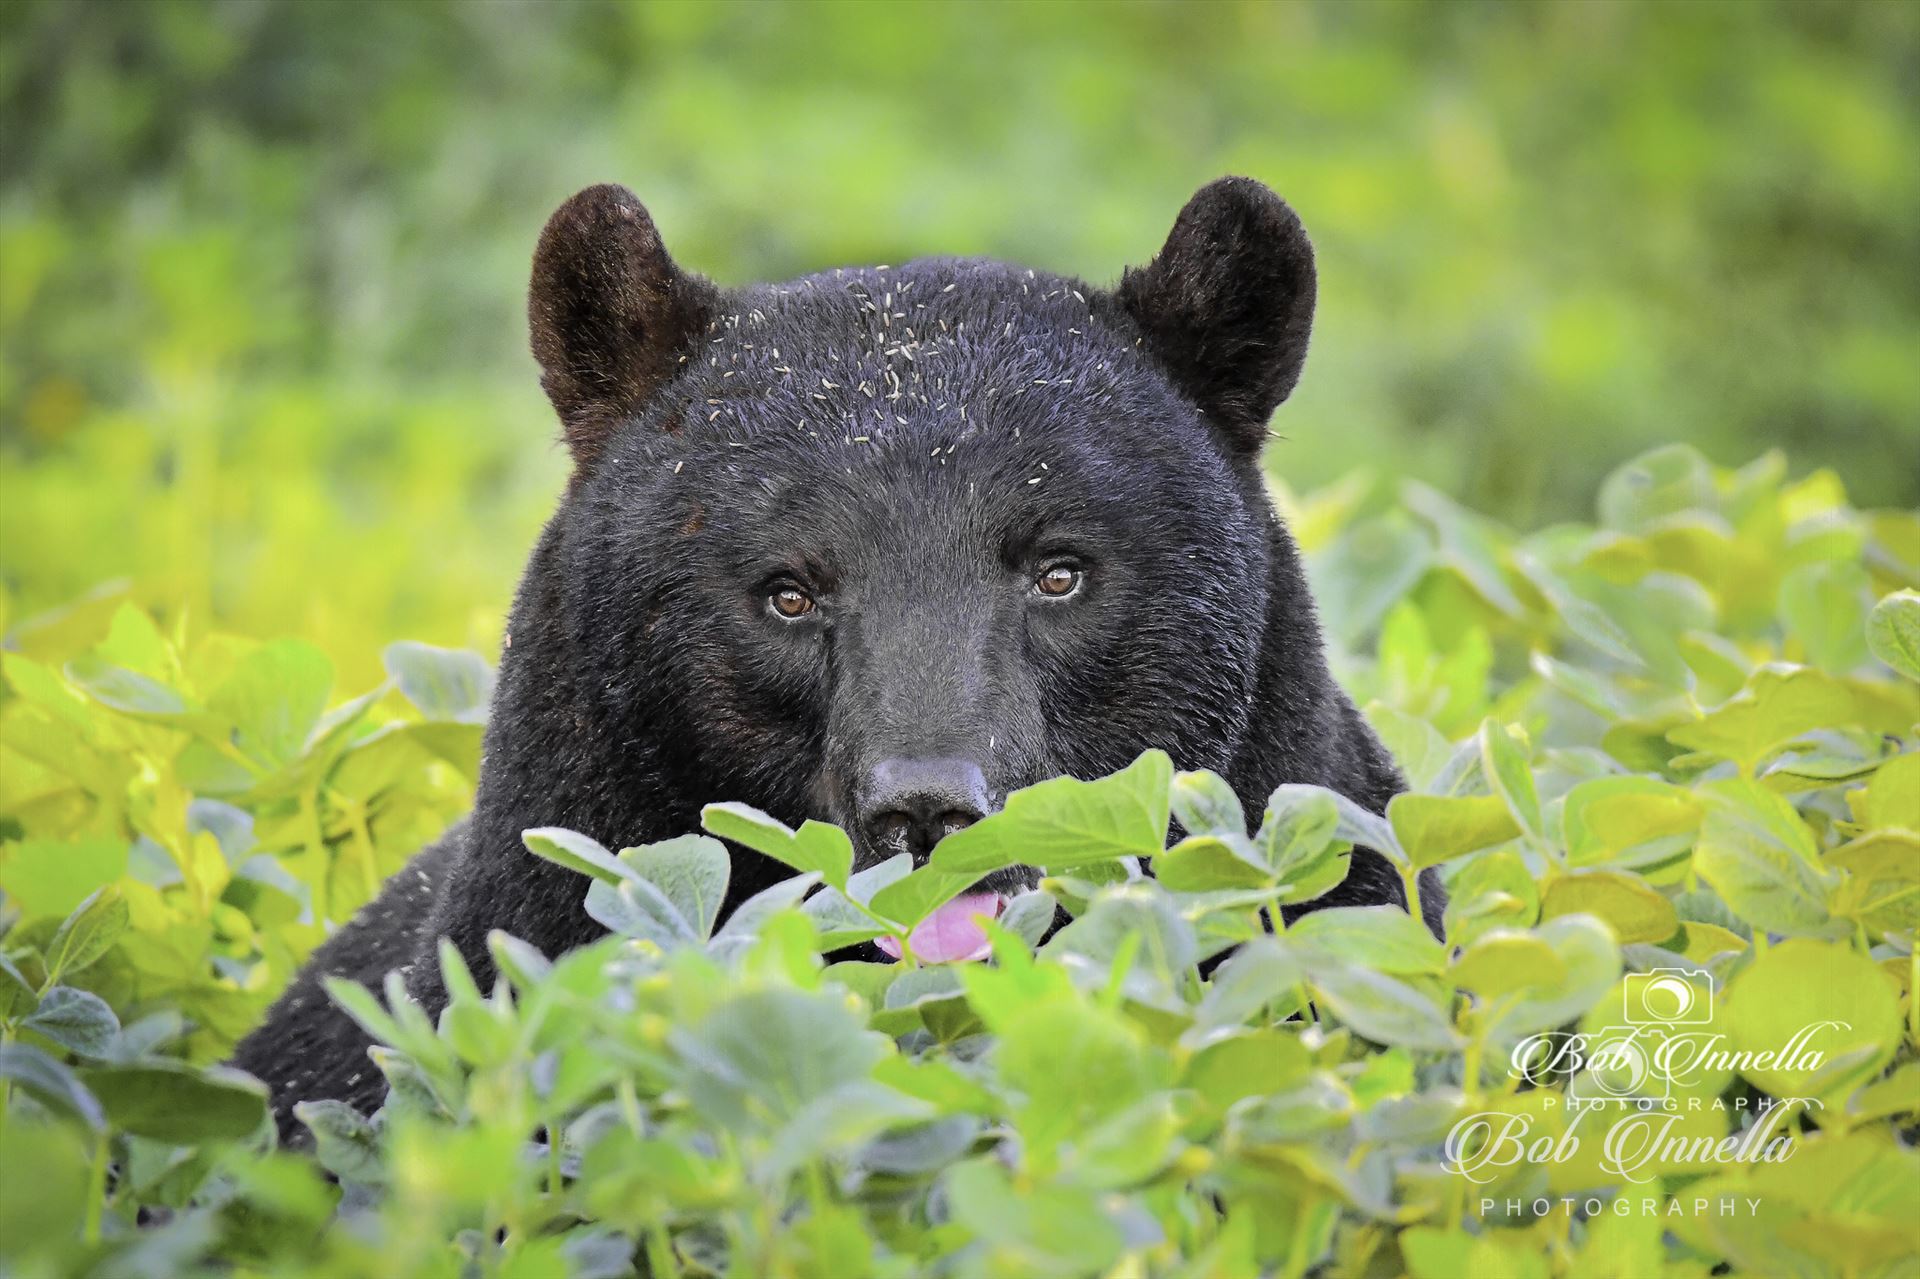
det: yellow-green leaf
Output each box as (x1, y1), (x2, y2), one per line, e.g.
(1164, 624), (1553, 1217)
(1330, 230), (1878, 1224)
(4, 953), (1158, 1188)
(1678, 921), (1748, 961)
(1387, 793), (1520, 869)
(1693, 781), (1837, 937)
(1866, 589), (1920, 680)
(1721, 938), (1902, 1103)
(1561, 776), (1702, 864)
(1152, 835), (1271, 892)
(1448, 931), (1567, 997)
(1827, 829), (1920, 934)
(1287, 905), (1448, 976)
(1539, 870), (1678, 944)
(1667, 665), (1860, 772)
(1478, 719), (1543, 842)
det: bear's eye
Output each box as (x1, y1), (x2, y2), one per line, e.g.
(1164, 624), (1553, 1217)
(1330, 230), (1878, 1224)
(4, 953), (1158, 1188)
(1034, 564), (1083, 598)
(769, 585), (816, 619)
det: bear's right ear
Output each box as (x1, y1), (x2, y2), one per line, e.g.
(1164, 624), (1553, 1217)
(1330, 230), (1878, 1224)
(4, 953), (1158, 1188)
(1115, 177), (1316, 458)
(529, 185), (717, 470)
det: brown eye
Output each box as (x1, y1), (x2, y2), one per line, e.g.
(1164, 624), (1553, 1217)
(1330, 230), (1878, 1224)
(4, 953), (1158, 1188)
(1035, 564), (1082, 598)
(770, 586), (816, 619)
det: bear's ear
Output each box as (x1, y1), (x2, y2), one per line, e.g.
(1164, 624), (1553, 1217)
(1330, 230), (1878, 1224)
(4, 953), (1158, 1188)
(1115, 177), (1316, 457)
(529, 184), (717, 469)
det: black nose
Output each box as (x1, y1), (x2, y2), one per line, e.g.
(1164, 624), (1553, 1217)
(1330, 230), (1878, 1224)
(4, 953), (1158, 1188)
(861, 758), (989, 865)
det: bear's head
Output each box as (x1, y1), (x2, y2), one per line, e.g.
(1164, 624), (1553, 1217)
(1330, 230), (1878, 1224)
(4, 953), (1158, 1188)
(515, 178), (1348, 949)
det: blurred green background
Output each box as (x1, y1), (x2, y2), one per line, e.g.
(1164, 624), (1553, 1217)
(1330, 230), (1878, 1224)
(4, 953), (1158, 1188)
(3, 0), (1917, 685)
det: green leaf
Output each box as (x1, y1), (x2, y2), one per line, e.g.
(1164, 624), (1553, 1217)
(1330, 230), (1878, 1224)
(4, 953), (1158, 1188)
(487, 932), (553, 990)
(1185, 1029), (1313, 1118)
(1693, 781), (1836, 937)
(585, 873), (698, 948)
(211, 638), (334, 767)
(62, 654), (195, 719)
(321, 977), (405, 1050)
(521, 827), (632, 886)
(1857, 752), (1920, 829)
(866, 865), (973, 932)
(1407, 1229), (1552, 1279)
(671, 988), (888, 1131)
(1847, 1062), (1920, 1124)
(0, 951), (35, 1021)
(761, 1080), (933, 1186)
(1561, 776), (1703, 864)
(1481, 916), (1622, 1047)
(1403, 478), (1524, 616)
(1308, 510), (1435, 650)
(1677, 921), (1749, 962)
(1365, 703), (1455, 793)
(877, 966), (976, 1039)
(1328, 790), (1404, 863)
(1303, 954), (1461, 1052)
(1778, 561), (1872, 672)
(43, 885), (128, 984)
(383, 640), (494, 723)
(0, 837), (127, 922)
(1539, 869), (1679, 944)
(713, 874), (822, 944)
(868, 1058), (998, 1117)
(1253, 784), (1347, 873)
(296, 1099), (386, 1184)
(1191, 937), (1304, 1035)
(701, 803), (855, 890)
(991, 996), (1171, 1161)
(1448, 931), (1567, 997)
(614, 834), (731, 940)
(0, 1043), (105, 1130)
(1866, 590), (1920, 680)
(1228, 1073), (1356, 1143)
(80, 1061), (269, 1143)
(1721, 939), (1902, 1103)
(944, 1158), (1125, 1278)
(1668, 665), (1861, 772)
(1169, 770), (1246, 839)
(1479, 719), (1543, 843)
(930, 750), (1172, 874)
(1445, 850), (1541, 947)
(1274, 847), (1353, 906)
(1288, 905), (1449, 975)
(1152, 835), (1272, 891)
(1386, 793), (1520, 868)
(805, 856), (907, 944)
(999, 891), (1059, 949)
(1598, 443), (1717, 533)
(20, 986), (120, 1058)
(1827, 829), (1920, 933)
(1047, 884), (1198, 996)
(1057, 1092), (1187, 1189)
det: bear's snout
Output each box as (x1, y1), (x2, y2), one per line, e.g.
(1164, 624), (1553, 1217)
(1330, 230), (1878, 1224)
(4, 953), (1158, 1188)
(859, 756), (990, 866)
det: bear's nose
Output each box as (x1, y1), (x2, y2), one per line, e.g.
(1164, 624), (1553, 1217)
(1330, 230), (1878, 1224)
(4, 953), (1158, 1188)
(861, 758), (989, 866)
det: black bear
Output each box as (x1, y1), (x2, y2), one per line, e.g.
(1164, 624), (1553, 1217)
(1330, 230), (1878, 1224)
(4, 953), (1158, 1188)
(233, 177), (1443, 1137)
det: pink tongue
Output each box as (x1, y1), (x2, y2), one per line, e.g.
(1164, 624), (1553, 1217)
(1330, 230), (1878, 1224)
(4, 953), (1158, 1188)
(877, 892), (1006, 963)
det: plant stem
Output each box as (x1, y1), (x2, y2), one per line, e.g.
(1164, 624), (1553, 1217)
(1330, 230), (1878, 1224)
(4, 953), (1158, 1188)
(1400, 864), (1424, 925)
(646, 1225), (679, 1278)
(84, 1129), (109, 1244)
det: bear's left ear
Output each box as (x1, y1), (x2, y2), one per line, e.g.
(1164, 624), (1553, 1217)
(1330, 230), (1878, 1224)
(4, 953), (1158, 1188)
(1115, 177), (1316, 457)
(529, 184), (718, 470)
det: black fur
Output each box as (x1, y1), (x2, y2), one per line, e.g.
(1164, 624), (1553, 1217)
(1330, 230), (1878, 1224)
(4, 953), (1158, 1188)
(232, 178), (1443, 1139)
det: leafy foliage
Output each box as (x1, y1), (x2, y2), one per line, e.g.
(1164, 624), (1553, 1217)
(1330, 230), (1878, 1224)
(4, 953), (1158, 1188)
(5, 2), (1920, 688)
(3, 446), (1919, 1276)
